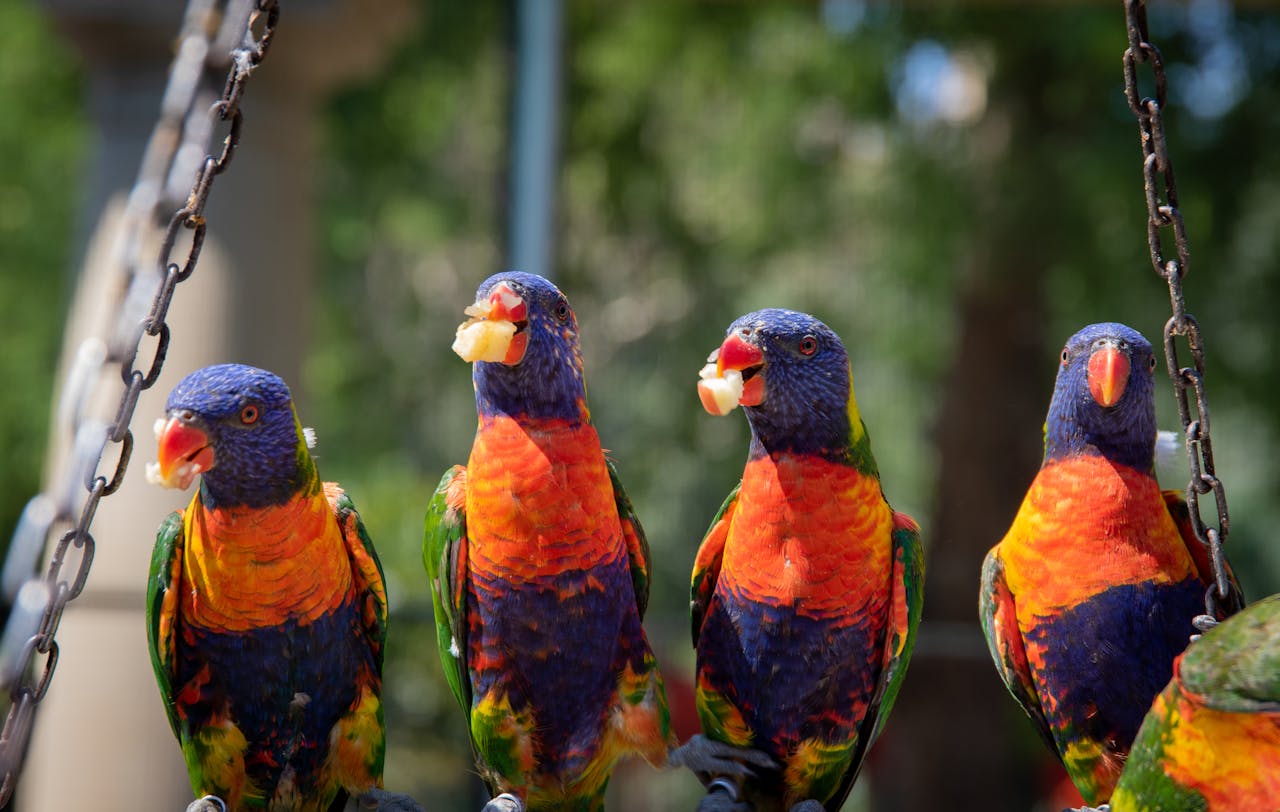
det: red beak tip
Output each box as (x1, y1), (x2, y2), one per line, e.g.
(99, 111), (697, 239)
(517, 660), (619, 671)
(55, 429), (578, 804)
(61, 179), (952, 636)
(718, 333), (764, 372)
(487, 284), (526, 322)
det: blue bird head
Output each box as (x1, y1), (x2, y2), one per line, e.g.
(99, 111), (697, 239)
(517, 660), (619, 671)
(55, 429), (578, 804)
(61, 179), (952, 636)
(1044, 322), (1159, 472)
(150, 364), (314, 509)
(708, 308), (875, 470)
(453, 271), (588, 422)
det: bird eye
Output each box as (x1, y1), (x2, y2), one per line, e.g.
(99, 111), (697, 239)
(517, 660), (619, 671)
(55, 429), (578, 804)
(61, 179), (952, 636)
(554, 300), (571, 322)
(240, 404), (259, 425)
(1061, 348), (1069, 365)
(1148, 355), (1157, 372)
(799, 336), (818, 356)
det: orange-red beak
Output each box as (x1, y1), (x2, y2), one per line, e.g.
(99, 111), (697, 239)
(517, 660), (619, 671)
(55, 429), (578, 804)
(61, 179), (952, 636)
(1087, 344), (1130, 408)
(716, 333), (766, 407)
(451, 282), (530, 365)
(487, 282), (529, 365)
(151, 414), (214, 490)
(486, 282), (527, 325)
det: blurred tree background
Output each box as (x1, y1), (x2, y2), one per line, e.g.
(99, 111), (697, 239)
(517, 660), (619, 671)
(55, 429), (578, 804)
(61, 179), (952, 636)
(3, 0), (1279, 810)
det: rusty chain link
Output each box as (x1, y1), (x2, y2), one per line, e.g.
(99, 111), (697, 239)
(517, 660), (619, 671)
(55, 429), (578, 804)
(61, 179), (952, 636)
(0, 0), (278, 803)
(1121, 0), (1243, 636)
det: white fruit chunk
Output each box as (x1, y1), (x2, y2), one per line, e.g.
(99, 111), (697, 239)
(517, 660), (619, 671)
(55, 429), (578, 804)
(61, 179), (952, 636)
(697, 364), (744, 416)
(452, 318), (517, 363)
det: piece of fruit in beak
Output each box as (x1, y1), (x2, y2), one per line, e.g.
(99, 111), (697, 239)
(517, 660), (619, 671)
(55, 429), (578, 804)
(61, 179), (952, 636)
(1087, 345), (1130, 407)
(452, 283), (528, 364)
(698, 352), (744, 416)
(702, 332), (766, 410)
(146, 415), (214, 490)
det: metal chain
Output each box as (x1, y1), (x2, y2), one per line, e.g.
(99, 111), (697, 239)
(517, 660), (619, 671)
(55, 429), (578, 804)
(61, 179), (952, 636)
(1121, 0), (1243, 635)
(0, 0), (278, 803)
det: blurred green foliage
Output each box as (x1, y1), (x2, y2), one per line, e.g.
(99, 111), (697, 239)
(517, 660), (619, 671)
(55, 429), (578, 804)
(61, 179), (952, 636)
(4, 0), (1280, 809)
(0, 2), (85, 540)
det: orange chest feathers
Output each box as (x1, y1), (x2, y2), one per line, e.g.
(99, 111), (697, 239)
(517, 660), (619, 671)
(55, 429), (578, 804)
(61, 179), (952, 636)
(465, 415), (623, 579)
(180, 488), (353, 632)
(999, 456), (1198, 613)
(721, 454), (894, 619)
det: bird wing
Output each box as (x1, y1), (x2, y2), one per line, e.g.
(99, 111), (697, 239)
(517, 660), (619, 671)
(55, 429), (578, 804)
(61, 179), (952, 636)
(1179, 594), (1280, 713)
(866, 512), (925, 742)
(326, 484), (390, 799)
(823, 511), (926, 810)
(330, 484), (389, 672)
(423, 464), (473, 718)
(606, 456), (652, 621)
(690, 483), (741, 648)
(979, 547), (1060, 759)
(1161, 489), (1245, 615)
(146, 510), (186, 742)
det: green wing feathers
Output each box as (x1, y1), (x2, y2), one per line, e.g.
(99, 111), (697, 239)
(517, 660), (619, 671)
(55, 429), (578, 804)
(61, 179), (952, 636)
(771, 511), (924, 812)
(1179, 593), (1280, 713)
(333, 488), (389, 670)
(423, 465), (472, 718)
(979, 550), (1059, 758)
(834, 510), (924, 802)
(146, 510), (185, 742)
(690, 484), (740, 648)
(869, 513), (925, 742)
(607, 457), (653, 621)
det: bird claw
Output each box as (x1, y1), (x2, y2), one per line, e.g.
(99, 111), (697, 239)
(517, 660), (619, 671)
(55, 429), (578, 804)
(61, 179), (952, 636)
(352, 788), (428, 811)
(695, 779), (753, 812)
(670, 734), (778, 780)
(482, 792), (524, 812)
(186, 796), (227, 812)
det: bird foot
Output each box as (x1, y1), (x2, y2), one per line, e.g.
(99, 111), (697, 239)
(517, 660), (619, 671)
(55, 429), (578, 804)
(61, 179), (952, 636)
(482, 792), (525, 812)
(352, 788), (428, 811)
(695, 779), (753, 812)
(790, 802), (825, 812)
(186, 797), (226, 812)
(670, 734), (778, 780)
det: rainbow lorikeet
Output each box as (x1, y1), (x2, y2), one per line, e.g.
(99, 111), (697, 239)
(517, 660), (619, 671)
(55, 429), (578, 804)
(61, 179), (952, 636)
(424, 272), (676, 812)
(688, 309), (925, 812)
(146, 364), (388, 812)
(980, 322), (1243, 806)
(1109, 593), (1280, 812)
